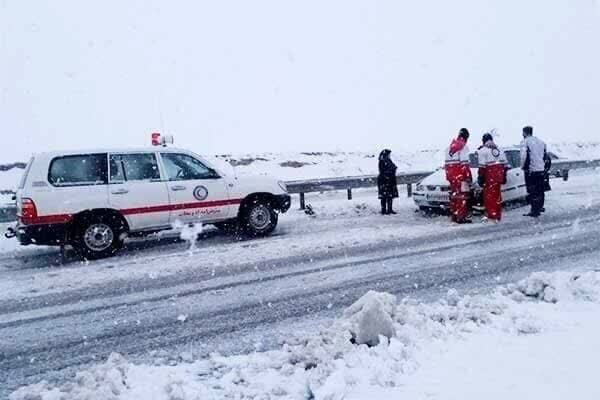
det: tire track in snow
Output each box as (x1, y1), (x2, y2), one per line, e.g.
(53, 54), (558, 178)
(1, 206), (597, 316)
(1, 219), (599, 392)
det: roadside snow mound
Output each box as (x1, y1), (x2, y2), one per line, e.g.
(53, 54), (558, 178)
(342, 291), (397, 346)
(500, 270), (600, 303)
(11, 270), (600, 400)
(10, 353), (130, 400)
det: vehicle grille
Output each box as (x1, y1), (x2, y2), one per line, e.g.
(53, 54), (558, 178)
(426, 185), (450, 192)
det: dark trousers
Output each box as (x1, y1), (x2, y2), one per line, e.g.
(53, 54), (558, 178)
(526, 171), (545, 215)
(380, 197), (394, 214)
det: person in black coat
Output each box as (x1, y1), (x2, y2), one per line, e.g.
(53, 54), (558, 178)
(378, 149), (399, 214)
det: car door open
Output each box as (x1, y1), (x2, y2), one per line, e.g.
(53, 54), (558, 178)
(159, 152), (234, 225)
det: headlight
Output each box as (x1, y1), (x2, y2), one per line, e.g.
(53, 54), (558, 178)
(278, 181), (288, 193)
(416, 185), (424, 192)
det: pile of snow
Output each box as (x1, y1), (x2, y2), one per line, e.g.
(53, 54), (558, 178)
(342, 290), (397, 346)
(501, 270), (600, 303)
(11, 269), (600, 400)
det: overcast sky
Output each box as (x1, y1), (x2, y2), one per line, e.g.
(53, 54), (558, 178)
(1, 0), (599, 161)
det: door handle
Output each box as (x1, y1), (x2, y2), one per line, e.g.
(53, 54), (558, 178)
(111, 188), (129, 195)
(171, 185), (187, 191)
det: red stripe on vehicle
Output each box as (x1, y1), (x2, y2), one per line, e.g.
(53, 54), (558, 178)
(21, 199), (243, 225)
(120, 199), (242, 215)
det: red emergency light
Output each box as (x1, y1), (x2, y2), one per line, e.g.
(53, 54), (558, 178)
(151, 132), (161, 146)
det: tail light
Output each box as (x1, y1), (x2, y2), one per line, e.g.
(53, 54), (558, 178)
(19, 198), (38, 224)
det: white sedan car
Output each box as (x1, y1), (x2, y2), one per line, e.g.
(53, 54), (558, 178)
(413, 148), (557, 211)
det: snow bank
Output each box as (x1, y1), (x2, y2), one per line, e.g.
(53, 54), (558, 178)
(501, 270), (600, 303)
(10, 270), (600, 400)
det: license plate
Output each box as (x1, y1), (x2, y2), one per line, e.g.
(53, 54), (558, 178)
(426, 193), (449, 202)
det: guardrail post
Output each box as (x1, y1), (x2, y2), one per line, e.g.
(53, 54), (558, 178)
(406, 184), (413, 197)
(347, 188), (352, 200)
(299, 193), (306, 210)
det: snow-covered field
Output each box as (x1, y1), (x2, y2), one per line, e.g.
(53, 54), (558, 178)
(1, 142), (599, 193)
(10, 270), (600, 400)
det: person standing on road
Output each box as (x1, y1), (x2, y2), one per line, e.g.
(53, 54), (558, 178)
(477, 133), (508, 222)
(445, 128), (473, 224)
(520, 126), (548, 217)
(377, 149), (399, 215)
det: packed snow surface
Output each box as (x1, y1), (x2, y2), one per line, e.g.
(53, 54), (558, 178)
(11, 270), (600, 400)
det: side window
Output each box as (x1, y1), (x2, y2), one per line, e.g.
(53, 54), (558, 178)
(109, 153), (161, 182)
(48, 154), (108, 186)
(161, 153), (219, 181)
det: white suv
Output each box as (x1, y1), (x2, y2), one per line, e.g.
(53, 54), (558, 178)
(6, 148), (291, 259)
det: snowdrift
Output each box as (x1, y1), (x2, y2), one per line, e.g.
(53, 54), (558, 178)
(11, 269), (600, 400)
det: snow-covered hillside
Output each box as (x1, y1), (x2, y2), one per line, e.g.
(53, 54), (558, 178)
(1, 143), (599, 196)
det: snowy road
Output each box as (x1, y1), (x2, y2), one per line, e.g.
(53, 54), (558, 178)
(1, 171), (599, 397)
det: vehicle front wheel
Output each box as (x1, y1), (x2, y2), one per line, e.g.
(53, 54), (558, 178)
(72, 214), (125, 260)
(240, 201), (278, 236)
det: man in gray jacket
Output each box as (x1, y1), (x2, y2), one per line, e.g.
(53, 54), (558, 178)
(520, 126), (547, 217)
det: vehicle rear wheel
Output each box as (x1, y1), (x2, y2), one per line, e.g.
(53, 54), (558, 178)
(241, 201), (278, 236)
(72, 214), (126, 260)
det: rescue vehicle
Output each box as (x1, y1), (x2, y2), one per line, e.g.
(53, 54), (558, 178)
(5, 138), (291, 259)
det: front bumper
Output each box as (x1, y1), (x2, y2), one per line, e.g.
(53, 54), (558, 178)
(274, 194), (292, 213)
(10, 222), (67, 246)
(413, 192), (450, 209)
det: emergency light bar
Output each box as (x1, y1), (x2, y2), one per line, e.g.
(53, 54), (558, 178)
(151, 133), (174, 147)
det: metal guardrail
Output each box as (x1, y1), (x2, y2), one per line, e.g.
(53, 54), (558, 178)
(286, 171), (433, 209)
(549, 159), (600, 174)
(0, 159), (598, 221)
(0, 205), (16, 223)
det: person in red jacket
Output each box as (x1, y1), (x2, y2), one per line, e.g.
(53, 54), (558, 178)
(477, 133), (508, 222)
(445, 128), (473, 224)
